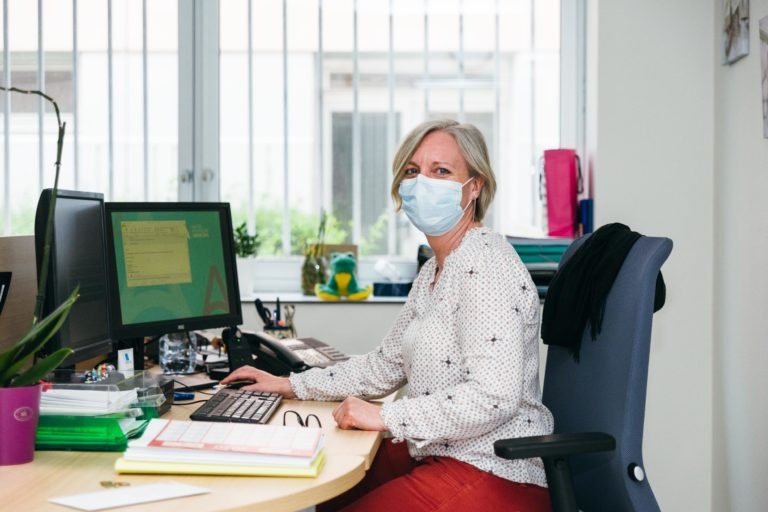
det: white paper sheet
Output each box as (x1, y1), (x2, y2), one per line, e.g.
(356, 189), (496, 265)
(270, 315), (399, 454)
(48, 482), (210, 511)
(41, 388), (139, 415)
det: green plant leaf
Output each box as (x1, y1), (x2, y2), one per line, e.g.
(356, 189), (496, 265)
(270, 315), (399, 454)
(11, 347), (73, 387)
(0, 286), (79, 387)
(233, 221), (260, 258)
(7, 286), (78, 363)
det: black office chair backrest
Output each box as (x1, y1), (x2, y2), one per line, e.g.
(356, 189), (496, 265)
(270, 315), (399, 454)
(542, 235), (672, 511)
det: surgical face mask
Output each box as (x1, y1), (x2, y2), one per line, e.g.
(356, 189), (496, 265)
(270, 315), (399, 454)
(399, 175), (475, 236)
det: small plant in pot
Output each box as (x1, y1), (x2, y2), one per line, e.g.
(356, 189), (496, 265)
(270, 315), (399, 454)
(233, 222), (261, 296)
(0, 86), (78, 465)
(233, 221), (260, 258)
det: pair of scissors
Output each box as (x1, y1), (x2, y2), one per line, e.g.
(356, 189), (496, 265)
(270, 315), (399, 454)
(254, 299), (273, 327)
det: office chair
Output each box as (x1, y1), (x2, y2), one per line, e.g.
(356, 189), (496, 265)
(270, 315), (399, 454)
(494, 234), (672, 512)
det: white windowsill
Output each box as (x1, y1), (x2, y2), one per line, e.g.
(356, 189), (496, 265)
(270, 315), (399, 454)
(241, 292), (407, 304)
(236, 256), (417, 303)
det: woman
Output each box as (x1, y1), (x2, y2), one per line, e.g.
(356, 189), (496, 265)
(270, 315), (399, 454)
(222, 119), (553, 511)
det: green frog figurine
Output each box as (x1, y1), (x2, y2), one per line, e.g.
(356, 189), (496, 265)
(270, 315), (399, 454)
(315, 252), (372, 301)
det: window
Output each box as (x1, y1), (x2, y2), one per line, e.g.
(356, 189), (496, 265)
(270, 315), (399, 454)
(1, 0), (178, 235)
(219, 0), (572, 260)
(2, 0), (582, 266)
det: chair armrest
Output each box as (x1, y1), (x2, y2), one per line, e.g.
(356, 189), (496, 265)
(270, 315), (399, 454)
(494, 432), (615, 460)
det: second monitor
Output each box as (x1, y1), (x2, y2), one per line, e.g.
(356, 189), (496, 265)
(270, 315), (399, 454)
(103, 202), (243, 368)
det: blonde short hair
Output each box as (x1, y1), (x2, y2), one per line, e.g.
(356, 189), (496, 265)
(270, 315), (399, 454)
(390, 119), (497, 221)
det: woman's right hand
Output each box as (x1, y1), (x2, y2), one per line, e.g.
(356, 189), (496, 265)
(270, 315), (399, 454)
(220, 366), (297, 398)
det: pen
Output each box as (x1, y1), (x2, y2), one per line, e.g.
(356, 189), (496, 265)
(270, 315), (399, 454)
(275, 297), (281, 323)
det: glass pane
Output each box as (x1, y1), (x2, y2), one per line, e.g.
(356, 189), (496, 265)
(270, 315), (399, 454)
(463, 0), (496, 52)
(77, 0), (110, 198)
(391, 0), (423, 52)
(427, 0), (460, 53)
(287, 50), (322, 253)
(111, 0), (145, 201)
(219, 0), (248, 232)
(1, 0), (179, 234)
(145, 0), (178, 202)
(535, 0), (560, 50)
(220, 0), (288, 256)
(41, 0), (74, 192)
(1, 0), (48, 234)
(324, 0), (354, 53)
(499, 0), (532, 51)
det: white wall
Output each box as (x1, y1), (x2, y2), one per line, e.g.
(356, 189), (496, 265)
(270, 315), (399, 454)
(713, 1), (768, 511)
(588, 1), (715, 511)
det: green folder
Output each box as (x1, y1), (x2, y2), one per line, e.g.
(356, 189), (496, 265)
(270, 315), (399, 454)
(36, 415), (151, 451)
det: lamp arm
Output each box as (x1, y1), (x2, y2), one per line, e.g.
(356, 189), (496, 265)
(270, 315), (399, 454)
(0, 85), (67, 325)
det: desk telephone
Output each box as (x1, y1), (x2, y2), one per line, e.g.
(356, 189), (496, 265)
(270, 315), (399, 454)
(222, 327), (349, 376)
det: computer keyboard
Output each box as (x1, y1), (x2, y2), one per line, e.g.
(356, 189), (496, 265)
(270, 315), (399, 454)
(189, 388), (282, 424)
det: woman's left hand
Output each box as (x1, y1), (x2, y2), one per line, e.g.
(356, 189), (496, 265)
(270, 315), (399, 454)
(332, 396), (387, 431)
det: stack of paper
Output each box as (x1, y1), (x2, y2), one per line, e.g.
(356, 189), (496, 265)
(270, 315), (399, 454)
(115, 418), (326, 477)
(40, 388), (139, 415)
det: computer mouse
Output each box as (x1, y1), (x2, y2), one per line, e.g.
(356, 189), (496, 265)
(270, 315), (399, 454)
(225, 380), (252, 390)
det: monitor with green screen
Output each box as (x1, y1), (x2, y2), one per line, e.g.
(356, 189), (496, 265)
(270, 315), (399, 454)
(103, 202), (242, 340)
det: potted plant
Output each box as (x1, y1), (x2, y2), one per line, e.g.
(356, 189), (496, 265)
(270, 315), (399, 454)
(0, 291), (78, 465)
(233, 221), (261, 296)
(0, 86), (78, 465)
(234, 221), (260, 259)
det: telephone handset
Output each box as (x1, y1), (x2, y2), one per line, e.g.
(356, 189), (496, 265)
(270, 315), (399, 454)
(222, 327), (308, 376)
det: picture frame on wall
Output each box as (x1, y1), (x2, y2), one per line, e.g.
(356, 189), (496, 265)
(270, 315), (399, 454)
(761, 16), (768, 138)
(722, 0), (750, 65)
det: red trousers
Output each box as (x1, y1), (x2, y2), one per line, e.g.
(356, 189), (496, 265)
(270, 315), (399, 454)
(318, 439), (551, 512)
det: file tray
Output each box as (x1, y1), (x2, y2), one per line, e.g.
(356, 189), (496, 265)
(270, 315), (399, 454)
(42, 370), (166, 415)
(36, 415), (135, 451)
(36, 371), (159, 451)
(506, 236), (571, 300)
(507, 237), (571, 264)
(45, 369), (163, 393)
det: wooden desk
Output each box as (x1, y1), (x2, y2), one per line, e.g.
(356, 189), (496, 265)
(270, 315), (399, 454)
(0, 394), (389, 512)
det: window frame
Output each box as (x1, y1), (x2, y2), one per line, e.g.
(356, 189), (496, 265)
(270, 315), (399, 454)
(178, 0), (220, 204)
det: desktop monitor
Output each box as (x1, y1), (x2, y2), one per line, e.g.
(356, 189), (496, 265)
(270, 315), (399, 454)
(34, 189), (114, 367)
(103, 202), (242, 350)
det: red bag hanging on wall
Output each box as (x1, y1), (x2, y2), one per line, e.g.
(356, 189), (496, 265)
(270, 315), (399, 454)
(543, 149), (582, 238)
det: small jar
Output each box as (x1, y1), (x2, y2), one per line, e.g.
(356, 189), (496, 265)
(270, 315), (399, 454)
(159, 332), (198, 374)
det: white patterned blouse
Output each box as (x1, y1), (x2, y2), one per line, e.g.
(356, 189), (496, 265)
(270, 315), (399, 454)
(289, 226), (554, 486)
